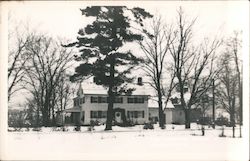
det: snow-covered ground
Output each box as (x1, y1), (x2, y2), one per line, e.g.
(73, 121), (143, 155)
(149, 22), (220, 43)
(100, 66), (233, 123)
(2, 124), (249, 161)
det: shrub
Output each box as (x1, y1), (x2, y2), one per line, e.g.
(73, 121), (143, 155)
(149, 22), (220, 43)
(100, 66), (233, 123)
(74, 125), (81, 131)
(88, 126), (95, 131)
(123, 120), (135, 127)
(143, 123), (154, 130)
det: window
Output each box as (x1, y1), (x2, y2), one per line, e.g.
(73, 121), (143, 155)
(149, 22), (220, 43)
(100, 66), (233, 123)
(91, 96), (108, 103)
(99, 96), (124, 103)
(91, 96), (98, 103)
(137, 77), (142, 85)
(90, 111), (107, 118)
(127, 97), (134, 103)
(98, 96), (108, 103)
(127, 111), (144, 118)
(134, 111), (138, 118)
(127, 97), (145, 103)
(101, 111), (107, 118)
(138, 97), (144, 103)
(114, 97), (123, 103)
(134, 97), (138, 103)
(91, 111), (98, 118)
(138, 111), (144, 118)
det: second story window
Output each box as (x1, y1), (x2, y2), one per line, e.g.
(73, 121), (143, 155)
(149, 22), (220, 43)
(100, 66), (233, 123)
(91, 96), (108, 103)
(98, 96), (108, 103)
(114, 97), (123, 103)
(128, 97), (134, 103)
(91, 96), (98, 103)
(89, 96), (125, 104)
(127, 97), (145, 104)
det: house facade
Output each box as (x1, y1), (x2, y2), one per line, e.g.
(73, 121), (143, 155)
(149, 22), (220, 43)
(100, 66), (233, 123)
(64, 79), (149, 126)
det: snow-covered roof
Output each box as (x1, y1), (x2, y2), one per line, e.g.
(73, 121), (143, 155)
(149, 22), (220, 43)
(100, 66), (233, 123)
(80, 81), (149, 96)
(148, 97), (174, 109)
(81, 82), (107, 95)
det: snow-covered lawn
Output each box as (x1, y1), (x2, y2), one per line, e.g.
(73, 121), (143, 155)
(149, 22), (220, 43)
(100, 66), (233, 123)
(2, 124), (248, 160)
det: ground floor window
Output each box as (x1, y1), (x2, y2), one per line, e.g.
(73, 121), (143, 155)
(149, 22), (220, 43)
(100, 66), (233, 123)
(90, 111), (107, 118)
(127, 111), (144, 118)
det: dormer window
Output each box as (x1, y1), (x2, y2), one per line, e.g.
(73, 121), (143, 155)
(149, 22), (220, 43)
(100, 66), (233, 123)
(137, 77), (143, 86)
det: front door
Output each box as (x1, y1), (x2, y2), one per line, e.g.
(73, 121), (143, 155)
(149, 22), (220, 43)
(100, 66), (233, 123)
(115, 111), (122, 124)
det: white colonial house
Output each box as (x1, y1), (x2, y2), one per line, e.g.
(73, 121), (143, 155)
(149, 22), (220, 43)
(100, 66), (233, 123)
(64, 78), (149, 126)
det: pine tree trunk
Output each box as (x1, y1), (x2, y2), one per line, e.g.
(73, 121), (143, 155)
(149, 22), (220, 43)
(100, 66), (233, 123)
(105, 88), (114, 130)
(105, 56), (115, 131)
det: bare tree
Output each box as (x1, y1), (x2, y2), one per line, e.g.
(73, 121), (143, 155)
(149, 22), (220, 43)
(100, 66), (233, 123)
(195, 94), (210, 118)
(169, 8), (222, 129)
(23, 35), (73, 126)
(55, 73), (73, 112)
(8, 27), (32, 101)
(227, 31), (242, 137)
(216, 52), (238, 137)
(139, 16), (175, 128)
(216, 31), (242, 138)
(24, 97), (40, 127)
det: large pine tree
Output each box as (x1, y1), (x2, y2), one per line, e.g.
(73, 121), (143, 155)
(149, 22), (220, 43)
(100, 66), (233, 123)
(65, 6), (152, 130)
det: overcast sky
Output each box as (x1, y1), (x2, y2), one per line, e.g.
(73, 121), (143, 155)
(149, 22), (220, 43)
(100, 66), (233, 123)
(5, 1), (249, 107)
(7, 1), (248, 41)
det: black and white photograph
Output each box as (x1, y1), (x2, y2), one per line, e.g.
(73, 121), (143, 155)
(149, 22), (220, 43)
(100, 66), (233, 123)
(0, 1), (249, 160)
